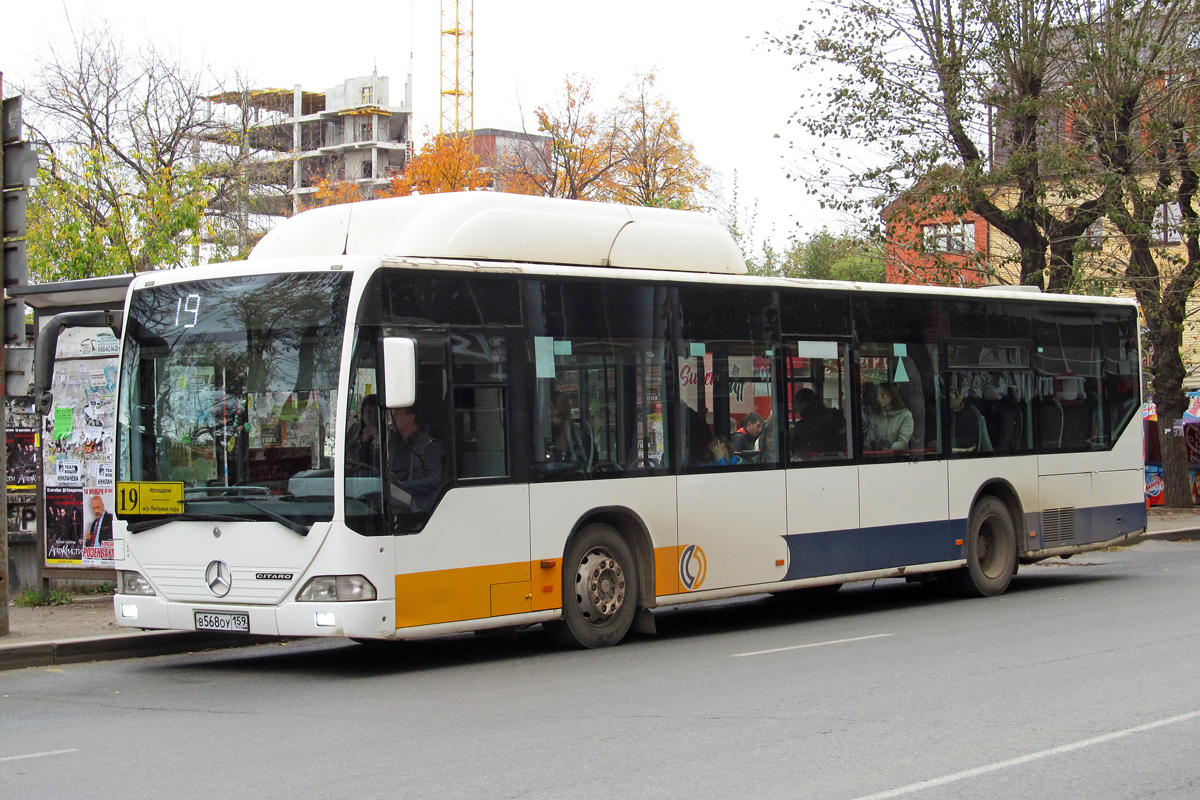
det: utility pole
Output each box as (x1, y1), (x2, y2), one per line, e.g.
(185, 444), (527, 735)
(1, 72), (36, 634)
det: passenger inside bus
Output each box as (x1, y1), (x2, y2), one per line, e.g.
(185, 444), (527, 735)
(950, 384), (994, 453)
(860, 380), (879, 437)
(387, 405), (446, 513)
(703, 435), (745, 466)
(731, 412), (763, 458)
(865, 382), (914, 451)
(791, 388), (844, 457)
(546, 391), (597, 471)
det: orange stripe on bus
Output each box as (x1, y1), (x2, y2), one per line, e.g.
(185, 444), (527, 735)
(395, 561), (531, 628)
(655, 546), (682, 597)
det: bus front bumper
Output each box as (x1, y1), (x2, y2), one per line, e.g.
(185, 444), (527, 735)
(114, 594), (396, 639)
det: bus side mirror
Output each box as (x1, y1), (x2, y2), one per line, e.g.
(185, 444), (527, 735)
(380, 337), (417, 409)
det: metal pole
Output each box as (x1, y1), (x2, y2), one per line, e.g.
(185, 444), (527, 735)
(0, 71), (10, 634)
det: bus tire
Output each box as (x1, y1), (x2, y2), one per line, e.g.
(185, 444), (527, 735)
(950, 496), (1017, 597)
(544, 523), (638, 649)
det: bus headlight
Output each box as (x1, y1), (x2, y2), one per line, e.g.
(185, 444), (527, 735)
(296, 575), (377, 602)
(120, 571), (155, 596)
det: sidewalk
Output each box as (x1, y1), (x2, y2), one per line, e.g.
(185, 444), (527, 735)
(0, 595), (274, 670)
(2, 506), (1199, 670)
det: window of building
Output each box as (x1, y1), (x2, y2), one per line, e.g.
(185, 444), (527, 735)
(361, 86), (373, 104)
(1153, 203), (1183, 246)
(922, 221), (976, 254)
(1082, 219), (1105, 249)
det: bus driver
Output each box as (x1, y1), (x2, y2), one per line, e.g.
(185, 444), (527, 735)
(387, 406), (446, 513)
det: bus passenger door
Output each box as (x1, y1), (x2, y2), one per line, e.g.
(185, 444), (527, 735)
(393, 329), (532, 628)
(675, 339), (788, 591)
(782, 340), (861, 579)
(857, 340), (950, 570)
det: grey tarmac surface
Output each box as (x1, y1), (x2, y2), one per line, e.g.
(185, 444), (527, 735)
(2, 538), (1199, 800)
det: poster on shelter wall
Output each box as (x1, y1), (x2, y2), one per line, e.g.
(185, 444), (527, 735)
(7, 430), (38, 488)
(42, 327), (119, 569)
(45, 487), (83, 563)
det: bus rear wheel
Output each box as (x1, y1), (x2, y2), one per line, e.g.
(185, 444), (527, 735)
(545, 523), (638, 649)
(950, 495), (1017, 597)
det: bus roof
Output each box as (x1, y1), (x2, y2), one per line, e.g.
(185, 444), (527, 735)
(248, 193), (747, 275)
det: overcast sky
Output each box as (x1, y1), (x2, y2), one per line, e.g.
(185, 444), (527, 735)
(6, 1), (849, 247)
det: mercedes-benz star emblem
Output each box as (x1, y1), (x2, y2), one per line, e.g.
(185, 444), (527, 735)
(205, 560), (232, 598)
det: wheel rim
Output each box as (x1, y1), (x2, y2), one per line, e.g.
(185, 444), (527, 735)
(574, 546), (627, 624)
(977, 514), (1005, 579)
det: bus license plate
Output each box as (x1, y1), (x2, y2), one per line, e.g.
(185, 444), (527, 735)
(194, 611), (250, 633)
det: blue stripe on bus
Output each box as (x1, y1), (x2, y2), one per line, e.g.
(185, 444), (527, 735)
(781, 502), (1147, 582)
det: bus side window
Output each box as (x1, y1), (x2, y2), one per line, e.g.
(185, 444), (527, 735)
(451, 333), (509, 479)
(858, 343), (942, 459)
(383, 330), (452, 534)
(785, 340), (852, 463)
(1034, 310), (1105, 451)
(945, 344), (1034, 456)
(677, 341), (779, 468)
(528, 280), (670, 480)
(344, 330), (387, 535)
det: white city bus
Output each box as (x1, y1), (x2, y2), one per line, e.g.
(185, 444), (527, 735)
(35, 193), (1146, 648)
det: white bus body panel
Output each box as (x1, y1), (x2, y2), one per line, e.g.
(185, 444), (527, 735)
(859, 460), (950, 569)
(530, 475), (678, 597)
(677, 471), (787, 590)
(392, 484), (531, 629)
(783, 464), (861, 579)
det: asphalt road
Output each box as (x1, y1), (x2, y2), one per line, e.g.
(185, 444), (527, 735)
(3, 539), (1200, 800)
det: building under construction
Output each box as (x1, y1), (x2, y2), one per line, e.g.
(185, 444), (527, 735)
(206, 71), (413, 215)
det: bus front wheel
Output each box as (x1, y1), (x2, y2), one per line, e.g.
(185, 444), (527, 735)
(545, 523), (638, 649)
(950, 496), (1017, 597)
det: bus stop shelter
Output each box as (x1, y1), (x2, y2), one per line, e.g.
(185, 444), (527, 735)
(7, 275), (132, 589)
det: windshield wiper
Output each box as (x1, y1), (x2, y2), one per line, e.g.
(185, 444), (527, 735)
(187, 496), (311, 536)
(128, 512), (254, 533)
(185, 486), (271, 498)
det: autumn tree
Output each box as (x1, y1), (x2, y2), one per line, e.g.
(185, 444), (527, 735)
(382, 134), (489, 197)
(609, 73), (711, 211)
(21, 26), (233, 278)
(507, 76), (626, 200)
(1065, 0), (1200, 506)
(299, 175), (364, 209)
(771, 0), (1110, 290)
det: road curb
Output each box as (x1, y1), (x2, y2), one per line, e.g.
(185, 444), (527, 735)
(0, 630), (277, 671)
(1136, 527), (1200, 543)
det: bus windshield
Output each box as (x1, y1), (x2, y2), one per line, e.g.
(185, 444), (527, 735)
(117, 272), (352, 525)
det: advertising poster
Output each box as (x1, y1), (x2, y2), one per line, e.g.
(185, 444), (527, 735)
(7, 430), (39, 487)
(45, 487), (83, 563)
(42, 327), (118, 569)
(7, 395), (40, 544)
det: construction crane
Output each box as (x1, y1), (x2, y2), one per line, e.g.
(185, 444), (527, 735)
(440, 0), (473, 138)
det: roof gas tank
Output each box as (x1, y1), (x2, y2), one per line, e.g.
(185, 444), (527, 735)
(249, 193), (747, 274)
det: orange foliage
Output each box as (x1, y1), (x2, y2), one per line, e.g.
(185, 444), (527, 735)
(301, 176), (363, 209)
(502, 76), (623, 200)
(381, 134), (489, 197)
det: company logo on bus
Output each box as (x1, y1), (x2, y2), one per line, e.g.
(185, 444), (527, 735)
(679, 544), (707, 591)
